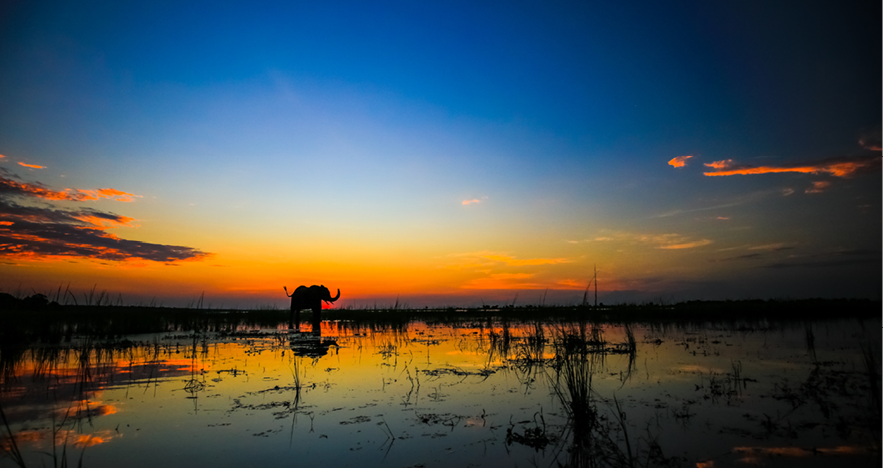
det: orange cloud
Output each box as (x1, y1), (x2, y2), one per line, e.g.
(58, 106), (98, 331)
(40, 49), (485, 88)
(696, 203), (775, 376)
(805, 180), (831, 194)
(1, 177), (81, 200)
(657, 239), (712, 250)
(462, 273), (540, 289)
(462, 199), (480, 205)
(76, 188), (139, 202)
(703, 154), (880, 178)
(18, 162), (46, 169)
(668, 155), (692, 168)
(637, 233), (712, 250)
(445, 251), (573, 270)
(482, 253), (571, 266)
(72, 214), (136, 229)
(0, 175), (138, 202)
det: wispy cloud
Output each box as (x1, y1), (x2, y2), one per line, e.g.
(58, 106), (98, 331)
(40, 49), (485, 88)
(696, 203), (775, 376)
(461, 273), (542, 290)
(703, 154), (880, 178)
(657, 239), (712, 250)
(0, 171), (208, 263)
(667, 155), (692, 168)
(710, 243), (794, 262)
(482, 253), (572, 266)
(18, 162), (46, 169)
(859, 128), (881, 151)
(804, 180), (831, 194)
(589, 231), (713, 250)
(0, 171), (138, 202)
(76, 188), (140, 202)
(446, 251), (572, 269)
(461, 196), (488, 206)
(748, 243), (792, 251)
(634, 233), (711, 250)
(762, 249), (880, 269)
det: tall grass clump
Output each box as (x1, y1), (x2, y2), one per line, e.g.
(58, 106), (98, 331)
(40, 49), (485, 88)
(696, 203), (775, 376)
(859, 341), (881, 417)
(548, 324), (678, 468)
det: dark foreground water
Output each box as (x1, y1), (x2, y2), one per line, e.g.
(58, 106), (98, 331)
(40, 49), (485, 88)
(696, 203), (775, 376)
(1, 317), (879, 467)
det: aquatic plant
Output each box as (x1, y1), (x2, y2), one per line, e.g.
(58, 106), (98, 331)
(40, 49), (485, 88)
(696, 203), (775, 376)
(548, 324), (681, 468)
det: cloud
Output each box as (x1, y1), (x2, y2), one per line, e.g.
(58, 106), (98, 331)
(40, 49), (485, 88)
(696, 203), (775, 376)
(589, 231), (714, 251)
(76, 188), (140, 202)
(0, 219), (208, 262)
(748, 243), (792, 251)
(481, 253), (572, 266)
(713, 253), (765, 262)
(859, 128), (881, 151)
(763, 250), (881, 269)
(702, 154), (880, 178)
(0, 172), (138, 202)
(710, 243), (795, 262)
(667, 155), (692, 168)
(636, 233), (712, 250)
(445, 251), (572, 269)
(804, 180), (831, 194)
(657, 239), (713, 250)
(462, 199), (480, 205)
(18, 162), (46, 169)
(461, 273), (540, 289)
(0, 172), (208, 263)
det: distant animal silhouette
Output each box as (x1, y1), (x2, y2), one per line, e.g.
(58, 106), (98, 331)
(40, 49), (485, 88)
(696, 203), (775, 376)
(283, 285), (340, 329)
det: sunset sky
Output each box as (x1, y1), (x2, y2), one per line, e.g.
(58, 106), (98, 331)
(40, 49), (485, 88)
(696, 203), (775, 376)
(1, 1), (880, 308)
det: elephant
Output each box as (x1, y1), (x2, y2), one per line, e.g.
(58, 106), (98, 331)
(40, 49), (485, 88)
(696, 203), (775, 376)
(283, 285), (340, 330)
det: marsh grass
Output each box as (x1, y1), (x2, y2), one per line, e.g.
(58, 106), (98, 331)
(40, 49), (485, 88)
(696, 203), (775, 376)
(859, 341), (881, 419)
(804, 323), (817, 361)
(0, 402), (26, 467)
(548, 324), (680, 468)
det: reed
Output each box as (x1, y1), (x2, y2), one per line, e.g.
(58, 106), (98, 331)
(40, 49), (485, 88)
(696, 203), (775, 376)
(859, 341), (880, 417)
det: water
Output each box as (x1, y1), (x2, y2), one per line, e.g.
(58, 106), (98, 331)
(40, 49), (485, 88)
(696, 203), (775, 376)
(1, 318), (879, 467)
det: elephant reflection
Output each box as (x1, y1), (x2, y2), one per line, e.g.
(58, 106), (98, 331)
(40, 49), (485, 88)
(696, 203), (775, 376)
(283, 285), (340, 330)
(289, 332), (338, 358)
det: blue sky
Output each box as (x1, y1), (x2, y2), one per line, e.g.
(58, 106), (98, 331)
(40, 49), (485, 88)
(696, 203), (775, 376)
(0, 1), (879, 306)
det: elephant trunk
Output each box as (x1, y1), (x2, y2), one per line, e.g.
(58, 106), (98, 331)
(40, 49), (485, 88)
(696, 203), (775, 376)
(328, 289), (340, 303)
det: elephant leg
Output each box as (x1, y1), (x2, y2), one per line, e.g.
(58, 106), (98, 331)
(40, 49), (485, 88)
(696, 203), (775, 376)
(311, 307), (321, 335)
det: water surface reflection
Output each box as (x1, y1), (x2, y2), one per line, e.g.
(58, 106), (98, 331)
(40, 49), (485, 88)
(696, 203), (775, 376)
(1, 318), (879, 467)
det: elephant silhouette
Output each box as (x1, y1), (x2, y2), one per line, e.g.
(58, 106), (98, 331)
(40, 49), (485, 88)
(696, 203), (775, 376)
(283, 285), (340, 330)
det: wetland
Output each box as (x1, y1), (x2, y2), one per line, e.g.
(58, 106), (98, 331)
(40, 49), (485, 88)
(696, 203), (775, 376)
(0, 301), (880, 467)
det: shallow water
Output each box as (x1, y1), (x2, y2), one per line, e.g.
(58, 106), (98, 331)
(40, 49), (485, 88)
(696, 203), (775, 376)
(1, 318), (879, 467)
